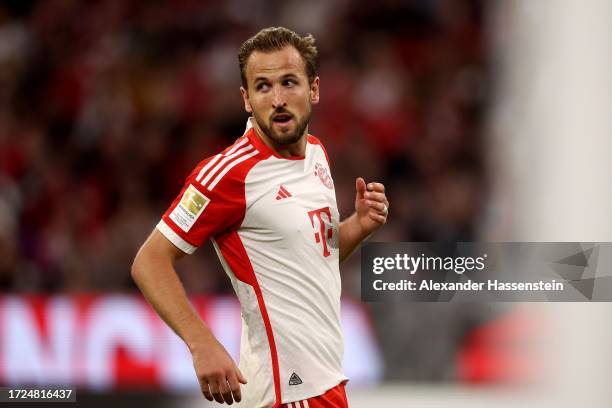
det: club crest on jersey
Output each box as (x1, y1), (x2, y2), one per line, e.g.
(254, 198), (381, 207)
(314, 162), (334, 190)
(169, 184), (210, 232)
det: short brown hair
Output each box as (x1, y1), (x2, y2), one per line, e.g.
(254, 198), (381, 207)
(238, 27), (318, 89)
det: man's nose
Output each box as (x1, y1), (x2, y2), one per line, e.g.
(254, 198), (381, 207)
(271, 85), (286, 109)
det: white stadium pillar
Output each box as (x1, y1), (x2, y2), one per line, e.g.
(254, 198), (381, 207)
(489, 1), (612, 407)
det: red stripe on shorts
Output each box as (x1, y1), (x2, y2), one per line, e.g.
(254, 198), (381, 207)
(282, 382), (348, 408)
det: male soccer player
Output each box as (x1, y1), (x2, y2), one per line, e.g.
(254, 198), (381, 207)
(131, 27), (389, 407)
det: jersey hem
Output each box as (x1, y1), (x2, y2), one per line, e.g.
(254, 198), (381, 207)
(156, 220), (197, 254)
(282, 377), (349, 405)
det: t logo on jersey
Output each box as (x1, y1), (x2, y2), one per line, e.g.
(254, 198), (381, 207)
(308, 207), (333, 257)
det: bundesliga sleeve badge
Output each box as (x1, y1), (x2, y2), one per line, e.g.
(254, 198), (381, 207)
(169, 184), (210, 232)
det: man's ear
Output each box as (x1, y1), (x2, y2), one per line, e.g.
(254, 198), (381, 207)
(240, 86), (253, 113)
(310, 76), (320, 105)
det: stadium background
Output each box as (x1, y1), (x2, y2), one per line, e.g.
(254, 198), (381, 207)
(1, 0), (610, 407)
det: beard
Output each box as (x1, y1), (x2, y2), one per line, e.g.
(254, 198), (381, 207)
(253, 106), (311, 146)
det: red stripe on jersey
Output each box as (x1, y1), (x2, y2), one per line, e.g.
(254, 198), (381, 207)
(255, 283), (282, 408)
(210, 146), (280, 406)
(216, 231), (283, 407)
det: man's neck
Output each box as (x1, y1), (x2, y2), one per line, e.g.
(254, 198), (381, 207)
(252, 119), (307, 158)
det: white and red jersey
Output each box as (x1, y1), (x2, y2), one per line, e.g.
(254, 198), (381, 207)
(156, 119), (347, 407)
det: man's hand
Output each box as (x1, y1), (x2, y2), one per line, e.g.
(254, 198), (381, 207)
(339, 177), (389, 262)
(132, 230), (246, 404)
(191, 335), (247, 405)
(355, 177), (389, 235)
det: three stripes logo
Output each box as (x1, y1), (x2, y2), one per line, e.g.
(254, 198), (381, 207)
(288, 372), (303, 386)
(276, 185), (292, 200)
(195, 137), (259, 191)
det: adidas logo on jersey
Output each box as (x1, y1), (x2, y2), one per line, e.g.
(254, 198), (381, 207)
(288, 372), (303, 386)
(276, 185), (292, 200)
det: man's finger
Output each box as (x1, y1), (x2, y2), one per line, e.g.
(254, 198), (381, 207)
(219, 379), (234, 405)
(208, 380), (224, 404)
(227, 374), (243, 403)
(367, 182), (385, 193)
(369, 212), (387, 223)
(366, 200), (388, 213)
(200, 378), (214, 401)
(364, 191), (387, 203)
(356, 177), (367, 200)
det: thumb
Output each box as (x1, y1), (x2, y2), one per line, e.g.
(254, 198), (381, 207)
(236, 367), (248, 384)
(356, 177), (367, 200)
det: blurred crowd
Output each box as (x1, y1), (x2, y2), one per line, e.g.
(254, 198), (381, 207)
(0, 0), (488, 296)
(0, 0), (494, 383)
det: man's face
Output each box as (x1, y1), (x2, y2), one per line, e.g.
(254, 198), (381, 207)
(241, 46), (319, 146)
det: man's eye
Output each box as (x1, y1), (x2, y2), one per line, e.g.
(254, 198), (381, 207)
(257, 83), (270, 91)
(284, 80), (296, 87)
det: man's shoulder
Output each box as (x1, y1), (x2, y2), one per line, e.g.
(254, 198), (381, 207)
(307, 134), (331, 167)
(307, 134), (324, 146)
(189, 134), (264, 193)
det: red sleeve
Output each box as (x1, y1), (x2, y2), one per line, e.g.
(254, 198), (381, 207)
(156, 149), (256, 253)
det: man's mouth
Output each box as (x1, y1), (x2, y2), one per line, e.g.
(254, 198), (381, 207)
(272, 113), (293, 125)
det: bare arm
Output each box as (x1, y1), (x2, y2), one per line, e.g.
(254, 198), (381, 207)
(339, 178), (389, 262)
(339, 212), (368, 262)
(131, 229), (246, 405)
